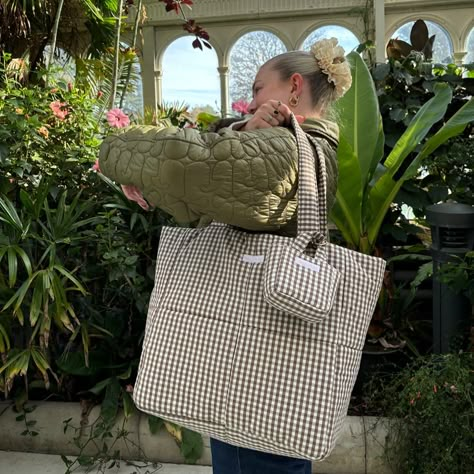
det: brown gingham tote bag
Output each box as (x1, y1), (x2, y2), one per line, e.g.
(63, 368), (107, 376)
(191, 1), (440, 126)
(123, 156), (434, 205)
(133, 115), (386, 461)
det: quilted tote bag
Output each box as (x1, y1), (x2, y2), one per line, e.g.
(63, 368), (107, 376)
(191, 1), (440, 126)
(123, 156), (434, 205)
(133, 115), (386, 461)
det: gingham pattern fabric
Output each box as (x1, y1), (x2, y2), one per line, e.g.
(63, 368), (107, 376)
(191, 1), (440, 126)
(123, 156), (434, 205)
(263, 232), (341, 323)
(262, 127), (339, 324)
(133, 115), (386, 461)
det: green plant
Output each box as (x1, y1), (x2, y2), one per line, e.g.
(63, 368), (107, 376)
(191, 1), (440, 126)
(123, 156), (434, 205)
(0, 0), (115, 71)
(0, 53), (103, 191)
(437, 251), (474, 304)
(0, 188), (98, 394)
(332, 51), (473, 350)
(61, 399), (153, 473)
(148, 416), (204, 464)
(14, 402), (40, 437)
(386, 20), (435, 60)
(372, 353), (474, 473)
(0, 2), (210, 465)
(416, 134), (474, 207)
(332, 52), (474, 255)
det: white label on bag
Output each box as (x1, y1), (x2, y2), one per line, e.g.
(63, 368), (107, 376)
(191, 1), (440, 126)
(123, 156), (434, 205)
(295, 256), (320, 273)
(242, 255), (264, 264)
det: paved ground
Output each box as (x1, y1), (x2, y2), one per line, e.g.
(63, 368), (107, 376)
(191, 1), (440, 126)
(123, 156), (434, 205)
(0, 451), (212, 474)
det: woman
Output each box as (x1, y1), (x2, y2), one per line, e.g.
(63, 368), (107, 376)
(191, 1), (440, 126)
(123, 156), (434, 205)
(99, 37), (352, 474)
(208, 38), (351, 474)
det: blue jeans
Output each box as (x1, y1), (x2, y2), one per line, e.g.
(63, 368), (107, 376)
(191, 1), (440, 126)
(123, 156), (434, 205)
(210, 438), (312, 474)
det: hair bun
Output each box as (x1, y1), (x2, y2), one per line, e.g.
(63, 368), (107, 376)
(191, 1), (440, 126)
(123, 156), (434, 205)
(310, 38), (352, 99)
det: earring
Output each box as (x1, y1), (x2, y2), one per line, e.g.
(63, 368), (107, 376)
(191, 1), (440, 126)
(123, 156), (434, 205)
(288, 95), (299, 107)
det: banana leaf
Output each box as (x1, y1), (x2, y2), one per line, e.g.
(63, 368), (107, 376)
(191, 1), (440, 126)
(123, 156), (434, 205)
(331, 53), (473, 254)
(366, 83), (453, 247)
(331, 52), (384, 251)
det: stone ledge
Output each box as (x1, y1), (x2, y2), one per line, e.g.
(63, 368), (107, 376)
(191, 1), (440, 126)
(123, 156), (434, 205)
(0, 402), (393, 474)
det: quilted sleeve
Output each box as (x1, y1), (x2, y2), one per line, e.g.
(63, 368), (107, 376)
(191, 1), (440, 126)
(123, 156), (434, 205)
(99, 125), (300, 231)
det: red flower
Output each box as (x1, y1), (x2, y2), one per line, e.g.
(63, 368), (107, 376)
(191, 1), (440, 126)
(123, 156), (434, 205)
(232, 100), (249, 115)
(433, 384), (438, 393)
(160, 0), (193, 14)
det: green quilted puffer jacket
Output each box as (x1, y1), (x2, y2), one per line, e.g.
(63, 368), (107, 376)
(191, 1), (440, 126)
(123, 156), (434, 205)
(98, 118), (339, 232)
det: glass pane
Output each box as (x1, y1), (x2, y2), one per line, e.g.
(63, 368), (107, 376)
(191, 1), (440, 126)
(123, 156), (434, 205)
(301, 26), (359, 54)
(162, 36), (220, 113)
(465, 28), (474, 63)
(44, 45), (76, 82)
(121, 60), (144, 117)
(392, 21), (454, 63)
(229, 31), (287, 103)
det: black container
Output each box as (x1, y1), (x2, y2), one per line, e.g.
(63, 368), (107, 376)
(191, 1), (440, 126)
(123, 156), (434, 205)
(426, 203), (474, 353)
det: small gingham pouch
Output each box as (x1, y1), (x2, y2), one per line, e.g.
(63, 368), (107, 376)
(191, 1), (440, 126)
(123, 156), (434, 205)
(264, 231), (341, 323)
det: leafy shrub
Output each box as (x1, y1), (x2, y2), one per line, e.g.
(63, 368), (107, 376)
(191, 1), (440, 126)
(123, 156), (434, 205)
(370, 353), (474, 473)
(0, 54), (204, 462)
(0, 53), (102, 193)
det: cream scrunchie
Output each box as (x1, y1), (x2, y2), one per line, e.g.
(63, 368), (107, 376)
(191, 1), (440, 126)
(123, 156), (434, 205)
(311, 37), (352, 99)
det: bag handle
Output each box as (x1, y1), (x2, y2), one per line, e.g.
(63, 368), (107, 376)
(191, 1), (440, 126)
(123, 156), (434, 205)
(289, 114), (328, 236)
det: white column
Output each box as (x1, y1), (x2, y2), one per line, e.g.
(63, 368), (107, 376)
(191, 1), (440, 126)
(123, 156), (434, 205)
(218, 66), (229, 117)
(374, 0), (386, 64)
(453, 51), (467, 65)
(141, 25), (158, 112)
(155, 69), (163, 106)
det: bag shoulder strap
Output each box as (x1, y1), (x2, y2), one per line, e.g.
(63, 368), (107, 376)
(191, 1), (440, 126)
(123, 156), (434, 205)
(289, 115), (328, 236)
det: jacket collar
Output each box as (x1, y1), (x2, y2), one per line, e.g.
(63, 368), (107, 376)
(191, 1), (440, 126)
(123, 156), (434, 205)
(301, 118), (339, 148)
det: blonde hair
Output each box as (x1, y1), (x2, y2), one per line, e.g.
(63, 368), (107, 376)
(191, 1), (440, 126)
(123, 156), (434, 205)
(265, 39), (352, 115)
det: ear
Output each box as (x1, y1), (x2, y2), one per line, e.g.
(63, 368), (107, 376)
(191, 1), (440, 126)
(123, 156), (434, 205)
(290, 73), (304, 95)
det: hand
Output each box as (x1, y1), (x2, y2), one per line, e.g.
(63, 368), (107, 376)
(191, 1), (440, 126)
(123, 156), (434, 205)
(242, 100), (305, 131)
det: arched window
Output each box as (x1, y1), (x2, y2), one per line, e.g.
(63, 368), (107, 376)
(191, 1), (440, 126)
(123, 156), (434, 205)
(229, 31), (287, 103)
(465, 28), (474, 63)
(391, 20), (454, 63)
(301, 25), (359, 53)
(162, 36), (219, 113)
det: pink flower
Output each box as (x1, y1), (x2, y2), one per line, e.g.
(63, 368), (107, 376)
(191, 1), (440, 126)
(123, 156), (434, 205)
(231, 100), (249, 115)
(50, 101), (69, 120)
(106, 108), (130, 128)
(409, 398), (415, 406)
(92, 159), (101, 172)
(121, 185), (150, 211)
